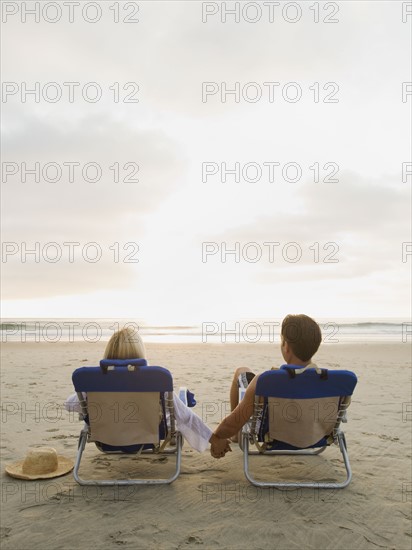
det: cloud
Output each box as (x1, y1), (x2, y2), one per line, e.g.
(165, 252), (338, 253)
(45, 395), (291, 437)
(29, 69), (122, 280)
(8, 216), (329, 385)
(1, 2), (409, 317)
(197, 171), (411, 282)
(1, 111), (185, 299)
(2, 2), (408, 115)
(2, 110), (183, 237)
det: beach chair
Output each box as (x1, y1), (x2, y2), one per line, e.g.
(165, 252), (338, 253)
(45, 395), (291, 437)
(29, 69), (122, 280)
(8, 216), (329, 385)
(72, 358), (183, 486)
(240, 365), (357, 489)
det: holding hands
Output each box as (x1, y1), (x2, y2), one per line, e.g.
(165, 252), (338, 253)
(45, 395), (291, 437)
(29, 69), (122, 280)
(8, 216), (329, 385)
(209, 434), (232, 459)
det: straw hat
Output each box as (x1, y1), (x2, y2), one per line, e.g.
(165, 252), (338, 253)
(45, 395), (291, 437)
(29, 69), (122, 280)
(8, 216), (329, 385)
(5, 447), (74, 480)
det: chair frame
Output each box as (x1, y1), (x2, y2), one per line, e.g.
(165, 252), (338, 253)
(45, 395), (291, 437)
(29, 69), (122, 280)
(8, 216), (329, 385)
(240, 392), (353, 489)
(73, 388), (182, 486)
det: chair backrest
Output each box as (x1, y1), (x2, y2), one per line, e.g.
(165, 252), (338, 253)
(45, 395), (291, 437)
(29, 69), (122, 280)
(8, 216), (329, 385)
(255, 366), (357, 448)
(72, 360), (174, 447)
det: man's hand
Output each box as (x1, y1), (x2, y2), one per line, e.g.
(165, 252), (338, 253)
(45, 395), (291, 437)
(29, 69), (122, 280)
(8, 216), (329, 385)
(209, 433), (232, 459)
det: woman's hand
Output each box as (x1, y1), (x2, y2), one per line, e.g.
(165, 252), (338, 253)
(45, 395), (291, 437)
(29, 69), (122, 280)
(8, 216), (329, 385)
(209, 434), (232, 459)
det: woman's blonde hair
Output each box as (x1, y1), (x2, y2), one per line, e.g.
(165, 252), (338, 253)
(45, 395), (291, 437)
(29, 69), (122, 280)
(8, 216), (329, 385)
(103, 327), (146, 360)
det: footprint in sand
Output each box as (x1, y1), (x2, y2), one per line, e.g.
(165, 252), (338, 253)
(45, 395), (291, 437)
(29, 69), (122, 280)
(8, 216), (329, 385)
(92, 459), (111, 467)
(149, 456), (168, 464)
(185, 535), (203, 545)
(47, 434), (77, 440)
(361, 432), (400, 442)
(0, 527), (12, 540)
(379, 434), (399, 442)
(108, 532), (127, 545)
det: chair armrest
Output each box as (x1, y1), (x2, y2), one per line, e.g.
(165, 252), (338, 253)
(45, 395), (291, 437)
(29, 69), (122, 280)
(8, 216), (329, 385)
(239, 387), (247, 402)
(242, 422), (251, 434)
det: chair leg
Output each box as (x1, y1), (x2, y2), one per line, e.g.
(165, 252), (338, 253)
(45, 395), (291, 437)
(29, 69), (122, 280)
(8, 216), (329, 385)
(246, 446), (328, 456)
(337, 432), (352, 488)
(73, 428), (88, 485)
(242, 431), (353, 489)
(73, 431), (183, 486)
(166, 432), (182, 484)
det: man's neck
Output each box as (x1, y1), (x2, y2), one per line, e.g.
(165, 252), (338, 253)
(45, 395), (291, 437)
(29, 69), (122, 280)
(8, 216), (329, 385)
(287, 358), (311, 367)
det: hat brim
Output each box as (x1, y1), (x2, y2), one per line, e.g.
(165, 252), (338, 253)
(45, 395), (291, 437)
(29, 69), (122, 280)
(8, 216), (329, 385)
(5, 456), (74, 480)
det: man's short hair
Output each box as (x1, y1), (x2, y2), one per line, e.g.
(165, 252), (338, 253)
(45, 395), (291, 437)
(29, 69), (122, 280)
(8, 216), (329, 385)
(281, 314), (322, 362)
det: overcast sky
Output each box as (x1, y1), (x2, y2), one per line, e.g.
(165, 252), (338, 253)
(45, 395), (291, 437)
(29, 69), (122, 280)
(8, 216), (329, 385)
(1, 1), (411, 323)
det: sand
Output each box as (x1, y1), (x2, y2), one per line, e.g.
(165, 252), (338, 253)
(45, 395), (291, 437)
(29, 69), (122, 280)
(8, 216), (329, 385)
(0, 341), (411, 549)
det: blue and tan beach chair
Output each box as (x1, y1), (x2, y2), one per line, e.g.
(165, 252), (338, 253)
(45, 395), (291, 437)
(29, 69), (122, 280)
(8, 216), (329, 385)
(240, 365), (357, 489)
(72, 358), (182, 486)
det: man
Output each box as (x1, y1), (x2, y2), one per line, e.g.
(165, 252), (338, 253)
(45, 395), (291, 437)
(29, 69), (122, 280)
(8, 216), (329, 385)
(210, 314), (322, 458)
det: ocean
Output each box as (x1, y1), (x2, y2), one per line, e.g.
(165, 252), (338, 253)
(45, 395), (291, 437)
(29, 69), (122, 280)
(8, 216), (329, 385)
(0, 318), (410, 344)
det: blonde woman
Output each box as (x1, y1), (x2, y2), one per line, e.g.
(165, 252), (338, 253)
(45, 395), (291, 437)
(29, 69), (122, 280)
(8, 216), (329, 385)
(65, 328), (230, 455)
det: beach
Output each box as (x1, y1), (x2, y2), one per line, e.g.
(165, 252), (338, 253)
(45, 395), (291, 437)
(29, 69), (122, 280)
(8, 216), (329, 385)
(1, 340), (411, 549)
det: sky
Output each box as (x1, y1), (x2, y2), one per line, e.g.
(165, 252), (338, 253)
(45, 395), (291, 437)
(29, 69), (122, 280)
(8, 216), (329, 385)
(1, 1), (411, 324)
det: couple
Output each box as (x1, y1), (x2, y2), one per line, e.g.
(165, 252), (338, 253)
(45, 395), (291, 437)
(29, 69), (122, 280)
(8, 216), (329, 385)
(65, 314), (322, 459)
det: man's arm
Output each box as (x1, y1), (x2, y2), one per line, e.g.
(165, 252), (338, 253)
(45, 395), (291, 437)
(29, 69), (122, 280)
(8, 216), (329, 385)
(214, 375), (259, 440)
